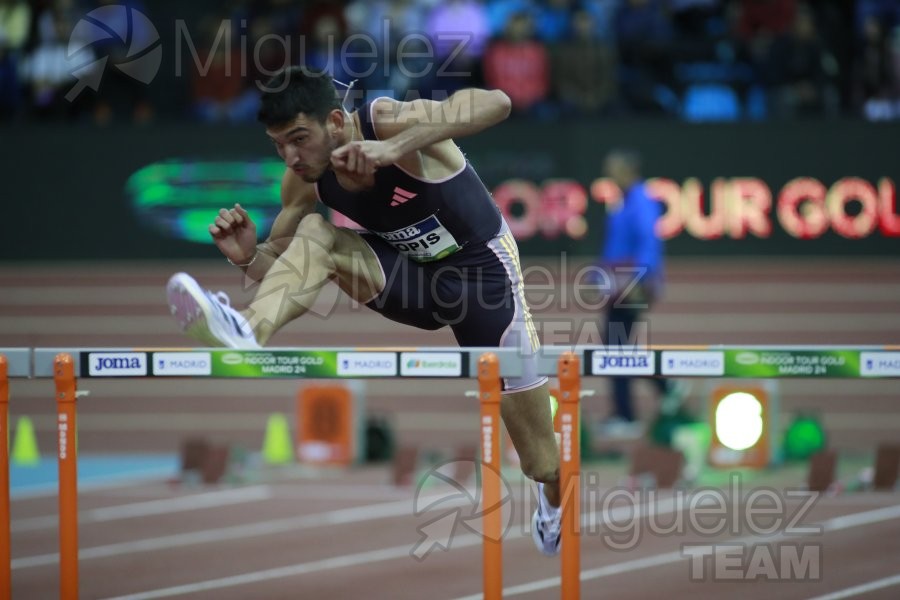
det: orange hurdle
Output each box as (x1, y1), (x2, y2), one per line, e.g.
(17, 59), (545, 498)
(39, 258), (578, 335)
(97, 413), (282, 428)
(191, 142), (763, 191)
(478, 353), (503, 600)
(0, 355), (10, 600)
(558, 351), (582, 600)
(477, 351), (582, 599)
(37, 349), (581, 600)
(54, 353), (79, 600)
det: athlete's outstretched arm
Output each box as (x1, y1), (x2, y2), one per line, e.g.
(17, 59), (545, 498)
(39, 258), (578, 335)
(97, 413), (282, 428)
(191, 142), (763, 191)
(374, 88), (512, 156)
(225, 170), (317, 282)
(376, 89), (512, 152)
(331, 90), (511, 172)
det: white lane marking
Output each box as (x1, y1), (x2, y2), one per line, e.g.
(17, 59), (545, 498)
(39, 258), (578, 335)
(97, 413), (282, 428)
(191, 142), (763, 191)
(11, 489), (475, 569)
(102, 536), (485, 600)
(449, 503), (900, 599)
(97, 493), (690, 598)
(12, 486), (272, 532)
(807, 573), (900, 600)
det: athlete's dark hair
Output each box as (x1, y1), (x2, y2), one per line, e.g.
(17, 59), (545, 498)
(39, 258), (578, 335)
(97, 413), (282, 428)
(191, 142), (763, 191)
(257, 66), (342, 128)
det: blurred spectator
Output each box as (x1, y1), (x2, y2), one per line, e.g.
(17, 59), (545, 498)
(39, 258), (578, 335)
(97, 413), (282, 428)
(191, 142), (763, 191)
(582, 0), (622, 42)
(0, 0), (31, 119)
(344, 0), (436, 99)
(809, 1), (853, 113)
(302, 14), (353, 85)
(616, 0), (676, 113)
(299, 0), (347, 42)
(344, 0), (433, 45)
(854, 14), (900, 120)
(670, 0), (722, 37)
(85, 0), (156, 124)
(190, 18), (258, 123)
(3, 0), (893, 122)
(425, 0), (489, 94)
(856, 0), (900, 35)
(764, 4), (838, 118)
(616, 0), (673, 44)
(550, 8), (617, 115)
(669, 0), (725, 64)
(483, 11), (549, 114)
(736, 0), (796, 40)
(534, 0), (573, 43)
(251, 0), (302, 39)
(245, 0), (302, 89)
(732, 0), (795, 87)
(298, 0), (350, 85)
(426, 0), (489, 58)
(485, 0), (534, 38)
(20, 0), (94, 120)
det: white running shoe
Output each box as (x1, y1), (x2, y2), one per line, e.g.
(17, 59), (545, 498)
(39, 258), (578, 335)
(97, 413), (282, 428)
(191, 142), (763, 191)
(166, 272), (260, 349)
(531, 482), (562, 557)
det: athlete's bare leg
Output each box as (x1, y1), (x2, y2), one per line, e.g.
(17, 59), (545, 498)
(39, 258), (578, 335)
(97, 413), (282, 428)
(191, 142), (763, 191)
(242, 213), (383, 345)
(241, 213), (560, 505)
(502, 382), (561, 507)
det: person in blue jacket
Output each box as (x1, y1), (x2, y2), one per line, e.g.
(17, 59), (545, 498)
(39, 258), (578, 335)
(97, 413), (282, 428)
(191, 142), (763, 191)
(600, 149), (685, 434)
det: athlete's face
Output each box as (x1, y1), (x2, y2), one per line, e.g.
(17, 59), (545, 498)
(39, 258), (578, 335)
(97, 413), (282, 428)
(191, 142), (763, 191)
(266, 110), (344, 183)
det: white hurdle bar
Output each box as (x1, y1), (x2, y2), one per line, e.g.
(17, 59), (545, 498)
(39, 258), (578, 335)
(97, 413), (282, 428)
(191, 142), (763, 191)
(11, 345), (898, 379)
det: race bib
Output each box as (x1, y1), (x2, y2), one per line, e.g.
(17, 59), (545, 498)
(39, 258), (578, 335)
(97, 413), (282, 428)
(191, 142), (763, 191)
(374, 215), (461, 262)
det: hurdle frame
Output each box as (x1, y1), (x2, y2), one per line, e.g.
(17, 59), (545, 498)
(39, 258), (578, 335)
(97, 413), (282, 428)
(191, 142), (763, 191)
(0, 355), (9, 600)
(477, 353), (503, 599)
(0, 348), (31, 600)
(4, 344), (900, 599)
(557, 352), (581, 600)
(477, 350), (583, 600)
(54, 354), (79, 600)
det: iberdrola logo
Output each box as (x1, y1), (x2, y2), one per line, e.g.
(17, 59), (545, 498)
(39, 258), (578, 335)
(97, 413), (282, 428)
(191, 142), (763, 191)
(66, 4), (162, 101)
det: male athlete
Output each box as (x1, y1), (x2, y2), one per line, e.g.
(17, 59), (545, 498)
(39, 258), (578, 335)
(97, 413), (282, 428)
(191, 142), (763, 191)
(166, 67), (562, 555)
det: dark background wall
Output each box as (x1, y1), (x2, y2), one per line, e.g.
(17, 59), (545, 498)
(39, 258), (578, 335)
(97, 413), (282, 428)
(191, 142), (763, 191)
(2, 119), (898, 260)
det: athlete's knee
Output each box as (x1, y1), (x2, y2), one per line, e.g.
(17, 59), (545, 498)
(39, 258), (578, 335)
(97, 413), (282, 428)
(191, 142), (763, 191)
(520, 457), (559, 485)
(288, 213), (336, 254)
(294, 212), (335, 242)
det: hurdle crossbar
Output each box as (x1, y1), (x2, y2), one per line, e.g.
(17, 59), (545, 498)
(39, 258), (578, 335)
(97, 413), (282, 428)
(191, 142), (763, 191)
(0, 349), (30, 379)
(20, 345), (900, 380)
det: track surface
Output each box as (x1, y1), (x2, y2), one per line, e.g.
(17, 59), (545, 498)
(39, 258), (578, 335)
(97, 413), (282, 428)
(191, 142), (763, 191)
(3, 257), (900, 598)
(9, 465), (900, 599)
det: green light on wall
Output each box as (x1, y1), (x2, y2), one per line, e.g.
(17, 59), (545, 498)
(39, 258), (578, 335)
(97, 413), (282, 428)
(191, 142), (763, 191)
(126, 158), (284, 244)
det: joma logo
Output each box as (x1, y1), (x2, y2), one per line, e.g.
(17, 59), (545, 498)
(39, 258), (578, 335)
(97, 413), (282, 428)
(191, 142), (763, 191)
(88, 353), (147, 376)
(94, 357), (141, 371)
